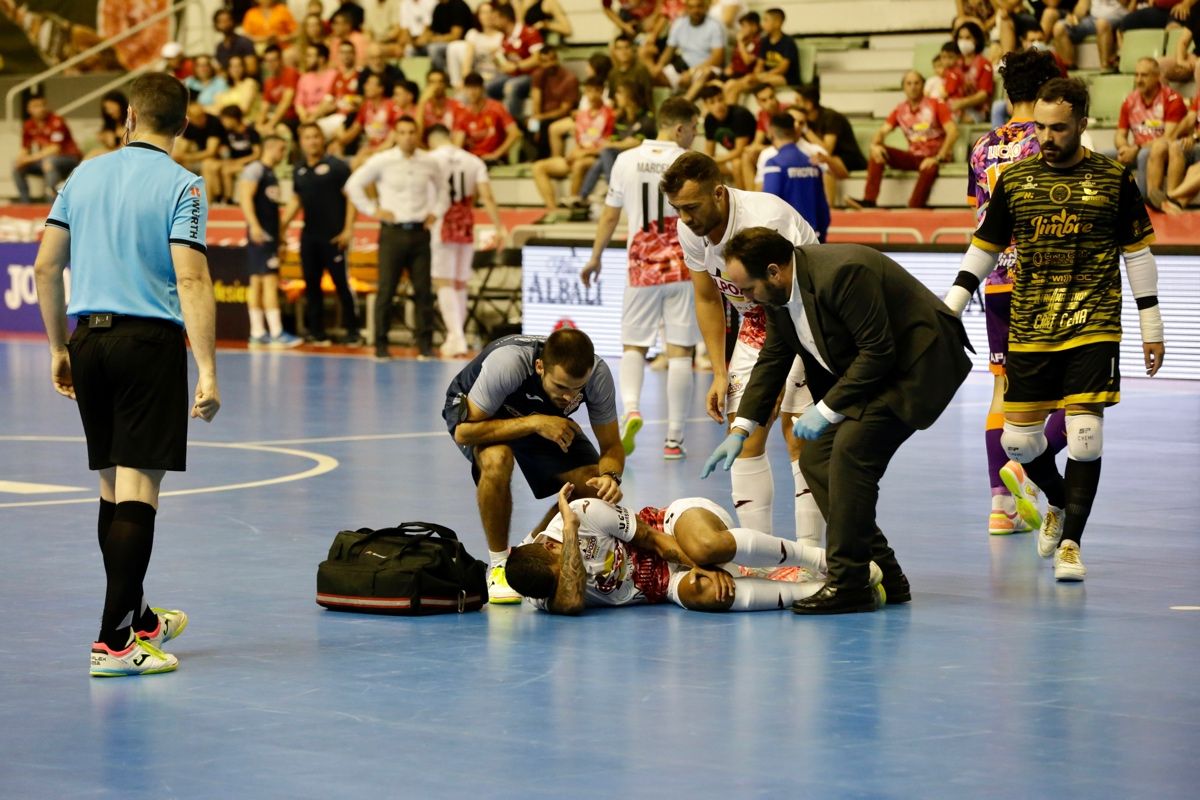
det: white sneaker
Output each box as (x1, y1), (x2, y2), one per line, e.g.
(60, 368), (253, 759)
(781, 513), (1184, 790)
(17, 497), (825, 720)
(988, 494), (1033, 536)
(134, 608), (188, 649)
(1054, 541), (1087, 581)
(90, 634), (178, 677)
(1038, 505), (1066, 558)
(487, 565), (522, 604)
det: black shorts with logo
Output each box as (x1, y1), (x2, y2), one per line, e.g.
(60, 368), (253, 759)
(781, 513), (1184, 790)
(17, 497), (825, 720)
(69, 315), (189, 471)
(247, 241), (280, 275)
(1004, 341), (1121, 413)
(443, 393), (601, 499)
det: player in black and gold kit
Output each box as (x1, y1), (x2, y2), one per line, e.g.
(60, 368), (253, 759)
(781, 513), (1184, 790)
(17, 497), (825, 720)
(946, 78), (1166, 581)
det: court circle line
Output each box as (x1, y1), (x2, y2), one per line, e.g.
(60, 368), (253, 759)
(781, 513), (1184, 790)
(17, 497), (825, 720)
(0, 436), (339, 509)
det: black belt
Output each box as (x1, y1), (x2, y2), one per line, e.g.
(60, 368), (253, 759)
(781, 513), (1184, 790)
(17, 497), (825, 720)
(382, 221), (427, 231)
(77, 313), (125, 328)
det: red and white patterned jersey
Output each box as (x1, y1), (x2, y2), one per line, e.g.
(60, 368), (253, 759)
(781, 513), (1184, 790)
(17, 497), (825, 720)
(886, 96), (953, 159)
(356, 98), (400, 148)
(678, 187), (819, 348)
(1119, 85), (1186, 147)
(605, 139), (691, 287)
(421, 96), (465, 133)
(521, 499), (670, 608)
(429, 143), (490, 244)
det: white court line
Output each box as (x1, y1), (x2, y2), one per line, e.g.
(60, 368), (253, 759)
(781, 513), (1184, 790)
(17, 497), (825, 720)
(0, 480), (88, 495)
(1169, 606), (1200, 611)
(0, 436), (338, 509)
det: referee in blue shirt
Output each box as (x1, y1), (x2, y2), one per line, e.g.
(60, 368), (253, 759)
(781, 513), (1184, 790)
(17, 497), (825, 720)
(34, 73), (220, 678)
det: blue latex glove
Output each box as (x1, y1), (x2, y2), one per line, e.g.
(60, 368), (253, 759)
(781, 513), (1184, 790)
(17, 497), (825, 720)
(792, 406), (832, 441)
(701, 432), (747, 478)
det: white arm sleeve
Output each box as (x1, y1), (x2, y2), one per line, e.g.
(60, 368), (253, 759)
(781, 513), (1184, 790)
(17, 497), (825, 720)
(944, 244), (1000, 316)
(1123, 247), (1164, 342)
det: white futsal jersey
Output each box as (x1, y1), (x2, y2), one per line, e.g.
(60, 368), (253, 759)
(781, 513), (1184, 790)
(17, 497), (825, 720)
(678, 187), (819, 349)
(429, 143), (490, 244)
(605, 139), (691, 287)
(520, 499), (674, 608)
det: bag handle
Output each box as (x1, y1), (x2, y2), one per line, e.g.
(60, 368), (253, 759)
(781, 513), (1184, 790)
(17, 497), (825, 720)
(392, 521), (460, 541)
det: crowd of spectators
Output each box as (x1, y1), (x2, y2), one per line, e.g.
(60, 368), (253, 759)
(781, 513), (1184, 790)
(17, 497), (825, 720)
(15, 1), (1200, 214)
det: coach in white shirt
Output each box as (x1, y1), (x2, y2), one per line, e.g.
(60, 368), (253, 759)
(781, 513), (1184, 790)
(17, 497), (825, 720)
(346, 115), (448, 360)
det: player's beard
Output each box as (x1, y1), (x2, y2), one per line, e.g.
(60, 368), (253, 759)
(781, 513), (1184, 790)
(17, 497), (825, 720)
(1041, 134), (1081, 167)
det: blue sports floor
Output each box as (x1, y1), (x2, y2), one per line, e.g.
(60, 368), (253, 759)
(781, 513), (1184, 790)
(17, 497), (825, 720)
(1, 339), (1198, 799)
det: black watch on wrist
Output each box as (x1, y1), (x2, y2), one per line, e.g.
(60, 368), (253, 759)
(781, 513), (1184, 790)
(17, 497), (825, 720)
(602, 470), (622, 486)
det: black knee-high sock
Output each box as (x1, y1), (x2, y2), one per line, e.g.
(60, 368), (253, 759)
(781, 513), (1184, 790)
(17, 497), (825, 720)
(1060, 458), (1102, 546)
(98, 498), (117, 551)
(98, 501), (156, 650)
(1022, 450), (1066, 509)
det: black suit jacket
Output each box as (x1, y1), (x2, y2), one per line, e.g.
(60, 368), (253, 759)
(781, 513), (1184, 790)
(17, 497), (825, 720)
(740, 244), (974, 431)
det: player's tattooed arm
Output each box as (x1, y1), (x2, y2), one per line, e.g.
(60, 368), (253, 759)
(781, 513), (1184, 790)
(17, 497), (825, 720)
(547, 483), (587, 615)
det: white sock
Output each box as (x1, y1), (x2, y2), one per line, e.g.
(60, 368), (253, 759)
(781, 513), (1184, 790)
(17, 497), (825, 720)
(666, 356), (692, 442)
(729, 577), (824, 611)
(731, 453), (773, 534)
(792, 460), (825, 548)
(437, 286), (465, 346)
(457, 288), (469, 320)
(729, 527), (825, 572)
(265, 308), (284, 337)
(619, 350), (645, 417)
(488, 549), (508, 569)
(248, 308), (267, 338)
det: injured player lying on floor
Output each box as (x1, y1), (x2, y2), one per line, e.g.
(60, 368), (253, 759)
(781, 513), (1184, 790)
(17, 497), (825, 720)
(505, 483), (885, 614)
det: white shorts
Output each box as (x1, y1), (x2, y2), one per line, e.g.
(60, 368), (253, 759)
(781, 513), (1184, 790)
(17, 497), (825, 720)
(431, 241), (474, 282)
(662, 497), (735, 538)
(726, 338), (814, 418)
(621, 281), (700, 348)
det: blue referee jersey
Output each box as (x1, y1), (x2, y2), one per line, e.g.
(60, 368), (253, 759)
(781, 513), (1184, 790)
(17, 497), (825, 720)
(761, 143), (830, 243)
(47, 141), (208, 326)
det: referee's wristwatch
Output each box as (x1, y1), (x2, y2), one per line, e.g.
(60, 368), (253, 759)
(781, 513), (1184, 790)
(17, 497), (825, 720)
(601, 470), (622, 486)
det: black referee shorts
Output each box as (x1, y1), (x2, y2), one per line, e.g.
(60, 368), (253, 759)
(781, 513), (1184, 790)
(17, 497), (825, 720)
(69, 316), (189, 471)
(1004, 341), (1121, 414)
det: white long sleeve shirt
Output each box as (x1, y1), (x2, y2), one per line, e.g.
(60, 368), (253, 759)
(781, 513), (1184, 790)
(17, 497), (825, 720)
(344, 147), (448, 223)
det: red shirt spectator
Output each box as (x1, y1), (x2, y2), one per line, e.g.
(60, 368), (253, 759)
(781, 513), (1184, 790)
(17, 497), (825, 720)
(422, 96), (465, 132)
(501, 22), (545, 76)
(1119, 84), (1187, 147)
(575, 104), (616, 149)
(944, 53), (993, 120)
(263, 64), (300, 122)
(356, 97), (401, 148)
(457, 97), (516, 157)
(886, 96), (954, 158)
(22, 112), (80, 159)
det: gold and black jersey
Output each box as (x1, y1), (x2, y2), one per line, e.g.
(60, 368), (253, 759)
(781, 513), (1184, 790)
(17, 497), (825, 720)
(971, 149), (1155, 352)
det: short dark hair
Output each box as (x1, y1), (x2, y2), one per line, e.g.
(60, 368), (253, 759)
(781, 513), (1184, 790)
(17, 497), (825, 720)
(725, 227), (795, 280)
(263, 44), (282, 58)
(310, 42), (329, 62)
(1037, 76), (1089, 121)
(495, 3), (516, 23)
(661, 150), (722, 195)
(262, 134), (285, 148)
(129, 72), (189, 134)
(588, 52), (614, 81)
(397, 79), (420, 98)
(752, 82), (774, 97)
(613, 34), (634, 46)
(213, 8), (232, 25)
(218, 104), (243, 121)
(768, 112), (796, 137)
(796, 82), (821, 107)
(395, 114), (417, 128)
(697, 85), (724, 102)
(464, 72), (484, 88)
(1000, 49), (1062, 105)
(297, 122), (324, 140)
(940, 41), (961, 57)
(541, 328), (595, 378)
(657, 96), (699, 128)
(584, 74), (606, 90)
(426, 123), (451, 139)
(505, 544), (557, 600)
(740, 11), (761, 25)
(427, 68), (447, 82)
(765, 7), (785, 22)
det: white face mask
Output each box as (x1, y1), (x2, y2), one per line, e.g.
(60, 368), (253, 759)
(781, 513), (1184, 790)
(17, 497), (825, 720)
(1030, 40), (1051, 51)
(957, 38), (976, 57)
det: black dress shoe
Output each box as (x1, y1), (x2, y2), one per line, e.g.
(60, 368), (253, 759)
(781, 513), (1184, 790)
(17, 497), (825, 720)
(792, 585), (878, 615)
(881, 572), (911, 604)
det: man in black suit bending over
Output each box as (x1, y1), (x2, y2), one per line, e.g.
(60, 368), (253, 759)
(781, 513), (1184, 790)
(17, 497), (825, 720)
(700, 228), (973, 614)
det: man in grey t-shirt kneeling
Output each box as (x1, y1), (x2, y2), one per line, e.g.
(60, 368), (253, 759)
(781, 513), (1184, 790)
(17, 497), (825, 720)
(443, 328), (626, 603)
